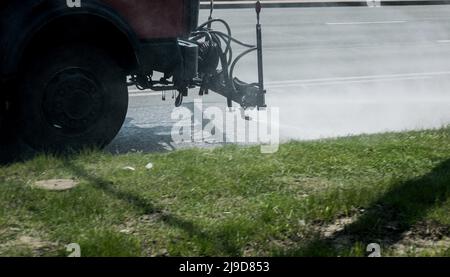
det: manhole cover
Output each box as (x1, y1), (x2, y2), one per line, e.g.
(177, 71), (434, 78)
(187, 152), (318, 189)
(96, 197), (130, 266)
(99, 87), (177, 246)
(33, 179), (79, 191)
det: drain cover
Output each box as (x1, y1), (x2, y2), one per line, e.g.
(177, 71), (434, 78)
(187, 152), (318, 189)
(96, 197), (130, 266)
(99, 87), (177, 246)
(33, 179), (79, 191)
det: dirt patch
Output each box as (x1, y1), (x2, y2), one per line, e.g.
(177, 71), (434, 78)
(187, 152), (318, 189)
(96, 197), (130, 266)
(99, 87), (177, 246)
(0, 235), (59, 256)
(118, 211), (169, 236)
(16, 236), (50, 249)
(273, 175), (336, 197)
(392, 237), (450, 256)
(392, 221), (450, 255)
(309, 214), (360, 252)
(321, 216), (359, 238)
(406, 220), (450, 240)
(312, 213), (450, 256)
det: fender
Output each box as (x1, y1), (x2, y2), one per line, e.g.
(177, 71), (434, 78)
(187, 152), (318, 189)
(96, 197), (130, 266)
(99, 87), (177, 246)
(0, 0), (140, 78)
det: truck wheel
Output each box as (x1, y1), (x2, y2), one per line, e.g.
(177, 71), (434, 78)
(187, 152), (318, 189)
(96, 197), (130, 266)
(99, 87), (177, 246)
(19, 45), (128, 152)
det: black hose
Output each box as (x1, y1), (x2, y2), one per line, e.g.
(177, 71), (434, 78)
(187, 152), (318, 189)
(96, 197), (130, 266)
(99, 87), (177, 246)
(175, 91), (183, 107)
(211, 31), (255, 48)
(196, 19), (232, 64)
(229, 47), (257, 89)
(192, 17), (260, 104)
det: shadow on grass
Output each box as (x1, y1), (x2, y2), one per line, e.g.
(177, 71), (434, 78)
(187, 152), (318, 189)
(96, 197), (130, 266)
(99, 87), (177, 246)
(279, 159), (450, 256)
(65, 160), (244, 256)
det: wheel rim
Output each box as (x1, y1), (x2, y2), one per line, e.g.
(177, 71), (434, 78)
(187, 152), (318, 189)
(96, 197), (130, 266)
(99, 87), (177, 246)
(42, 68), (105, 135)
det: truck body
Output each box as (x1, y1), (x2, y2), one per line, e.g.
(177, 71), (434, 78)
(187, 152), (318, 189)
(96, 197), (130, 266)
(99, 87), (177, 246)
(1, 0), (199, 83)
(0, 0), (265, 152)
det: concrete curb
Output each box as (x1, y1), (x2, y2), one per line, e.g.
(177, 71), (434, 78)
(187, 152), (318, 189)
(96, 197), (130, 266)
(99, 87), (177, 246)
(200, 0), (450, 9)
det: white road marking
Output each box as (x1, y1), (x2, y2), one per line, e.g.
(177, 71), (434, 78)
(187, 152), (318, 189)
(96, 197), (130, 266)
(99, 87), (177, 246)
(437, 40), (450, 43)
(267, 76), (432, 88)
(265, 71), (450, 88)
(326, 20), (407, 25)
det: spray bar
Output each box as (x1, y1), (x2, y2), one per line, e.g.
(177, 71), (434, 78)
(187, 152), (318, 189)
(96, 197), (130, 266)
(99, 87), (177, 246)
(128, 1), (267, 110)
(190, 0), (267, 109)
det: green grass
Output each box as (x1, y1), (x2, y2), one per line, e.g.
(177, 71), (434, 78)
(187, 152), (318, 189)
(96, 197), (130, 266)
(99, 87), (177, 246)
(0, 127), (449, 257)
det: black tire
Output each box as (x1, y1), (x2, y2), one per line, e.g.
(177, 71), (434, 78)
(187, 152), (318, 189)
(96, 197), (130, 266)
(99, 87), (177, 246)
(19, 45), (128, 152)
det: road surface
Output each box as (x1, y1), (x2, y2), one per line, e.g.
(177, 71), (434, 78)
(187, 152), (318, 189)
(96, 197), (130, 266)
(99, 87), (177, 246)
(108, 5), (450, 153)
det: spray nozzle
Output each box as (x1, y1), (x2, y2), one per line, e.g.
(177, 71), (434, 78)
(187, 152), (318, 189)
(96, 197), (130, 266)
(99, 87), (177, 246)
(256, 1), (261, 24)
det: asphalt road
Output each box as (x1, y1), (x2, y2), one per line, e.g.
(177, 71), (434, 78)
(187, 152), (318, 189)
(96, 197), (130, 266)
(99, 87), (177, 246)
(107, 5), (450, 153)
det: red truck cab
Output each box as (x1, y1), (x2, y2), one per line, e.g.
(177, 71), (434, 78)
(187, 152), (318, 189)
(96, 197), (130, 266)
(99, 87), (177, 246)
(103, 0), (197, 39)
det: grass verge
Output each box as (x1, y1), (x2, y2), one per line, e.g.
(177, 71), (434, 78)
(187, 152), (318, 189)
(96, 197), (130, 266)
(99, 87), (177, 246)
(1, 127), (449, 256)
